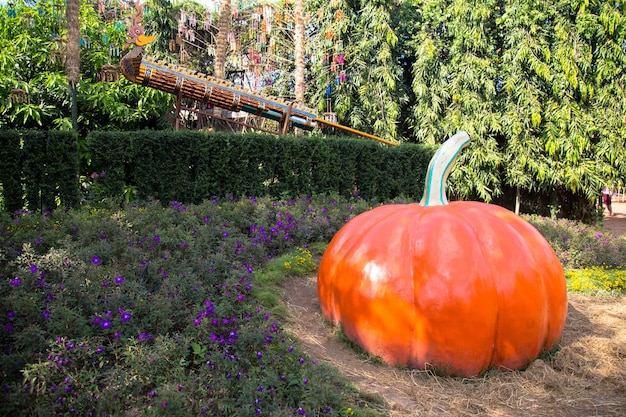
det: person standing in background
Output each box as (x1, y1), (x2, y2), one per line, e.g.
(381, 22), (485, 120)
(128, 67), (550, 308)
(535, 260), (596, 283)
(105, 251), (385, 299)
(602, 186), (614, 216)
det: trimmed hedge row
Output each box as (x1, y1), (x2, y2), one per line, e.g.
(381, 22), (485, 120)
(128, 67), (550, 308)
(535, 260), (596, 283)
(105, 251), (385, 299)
(0, 130), (434, 212)
(88, 131), (434, 204)
(0, 130), (80, 212)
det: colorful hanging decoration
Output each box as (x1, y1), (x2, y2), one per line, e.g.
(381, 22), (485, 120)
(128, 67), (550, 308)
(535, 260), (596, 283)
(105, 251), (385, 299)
(23, 13), (35, 28)
(109, 42), (120, 57)
(7, 2), (17, 18)
(203, 11), (212, 31)
(315, 2), (349, 121)
(80, 36), (92, 48)
(99, 64), (120, 82)
(49, 35), (66, 64)
(10, 88), (29, 104)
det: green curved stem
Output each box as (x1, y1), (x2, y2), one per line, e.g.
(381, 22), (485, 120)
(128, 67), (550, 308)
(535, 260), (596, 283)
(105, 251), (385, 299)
(420, 131), (471, 207)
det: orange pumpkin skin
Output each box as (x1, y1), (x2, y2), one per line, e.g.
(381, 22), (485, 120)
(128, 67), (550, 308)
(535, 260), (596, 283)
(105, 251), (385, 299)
(317, 201), (568, 377)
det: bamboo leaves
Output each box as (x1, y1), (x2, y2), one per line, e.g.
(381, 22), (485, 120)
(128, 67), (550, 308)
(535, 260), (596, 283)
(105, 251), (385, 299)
(405, 0), (626, 203)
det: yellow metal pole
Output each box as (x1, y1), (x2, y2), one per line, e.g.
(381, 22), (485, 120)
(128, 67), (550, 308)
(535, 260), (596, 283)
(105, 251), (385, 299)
(313, 117), (399, 146)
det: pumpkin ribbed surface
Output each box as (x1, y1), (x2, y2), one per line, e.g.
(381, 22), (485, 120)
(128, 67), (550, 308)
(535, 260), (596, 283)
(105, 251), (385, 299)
(317, 201), (568, 377)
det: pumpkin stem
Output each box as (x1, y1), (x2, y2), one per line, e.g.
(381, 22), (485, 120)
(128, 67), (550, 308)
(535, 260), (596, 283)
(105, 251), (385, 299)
(420, 131), (470, 207)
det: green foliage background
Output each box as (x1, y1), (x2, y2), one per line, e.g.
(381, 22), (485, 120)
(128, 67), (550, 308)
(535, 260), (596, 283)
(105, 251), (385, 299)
(1, 0), (626, 216)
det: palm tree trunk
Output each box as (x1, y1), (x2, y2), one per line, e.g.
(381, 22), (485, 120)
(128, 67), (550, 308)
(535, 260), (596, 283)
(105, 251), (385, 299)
(214, 0), (231, 79)
(293, 0), (305, 137)
(294, 0), (304, 105)
(65, 0), (80, 130)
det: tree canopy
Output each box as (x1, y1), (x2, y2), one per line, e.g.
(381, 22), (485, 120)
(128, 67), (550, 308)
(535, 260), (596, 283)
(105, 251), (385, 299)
(1, 0), (625, 205)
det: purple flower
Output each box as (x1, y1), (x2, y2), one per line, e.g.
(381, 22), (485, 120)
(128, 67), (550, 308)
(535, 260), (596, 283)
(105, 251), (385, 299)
(256, 352), (263, 359)
(204, 300), (214, 315)
(114, 331), (122, 339)
(120, 312), (132, 323)
(91, 256), (101, 265)
(102, 281), (109, 287)
(5, 323), (13, 332)
(115, 276), (124, 285)
(7, 311), (15, 319)
(92, 316), (102, 325)
(42, 309), (50, 320)
(29, 264), (38, 273)
(223, 231), (229, 238)
(153, 235), (161, 243)
(138, 333), (153, 342)
(10, 277), (21, 287)
(100, 320), (111, 330)
(34, 237), (42, 245)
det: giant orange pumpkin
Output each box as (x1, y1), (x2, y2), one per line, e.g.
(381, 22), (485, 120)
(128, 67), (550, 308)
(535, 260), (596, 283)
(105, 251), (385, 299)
(317, 132), (568, 377)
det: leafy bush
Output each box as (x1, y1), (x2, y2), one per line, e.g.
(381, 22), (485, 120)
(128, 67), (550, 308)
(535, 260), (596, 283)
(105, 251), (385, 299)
(0, 195), (384, 416)
(1, 196), (624, 416)
(524, 215), (626, 270)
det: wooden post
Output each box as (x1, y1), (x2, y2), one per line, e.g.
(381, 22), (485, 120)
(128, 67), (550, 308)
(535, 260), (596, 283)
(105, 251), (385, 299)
(175, 93), (182, 130)
(281, 102), (294, 135)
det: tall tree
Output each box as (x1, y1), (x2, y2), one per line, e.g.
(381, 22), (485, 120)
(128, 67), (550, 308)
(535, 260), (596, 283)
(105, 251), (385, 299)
(294, 0), (305, 105)
(407, 0), (503, 201)
(65, 0), (80, 130)
(214, 0), (231, 79)
(307, 0), (405, 140)
(498, 0), (555, 210)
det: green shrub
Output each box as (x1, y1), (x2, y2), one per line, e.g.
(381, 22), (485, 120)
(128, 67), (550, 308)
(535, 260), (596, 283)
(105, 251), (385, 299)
(524, 215), (626, 269)
(0, 195), (385, 416)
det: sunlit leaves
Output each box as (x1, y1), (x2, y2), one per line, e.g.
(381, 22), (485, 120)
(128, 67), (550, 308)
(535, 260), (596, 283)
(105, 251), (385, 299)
(306, 0), (405, 140)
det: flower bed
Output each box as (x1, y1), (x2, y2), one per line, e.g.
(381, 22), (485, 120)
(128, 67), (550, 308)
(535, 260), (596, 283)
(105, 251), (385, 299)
(1, 196), (623, 416)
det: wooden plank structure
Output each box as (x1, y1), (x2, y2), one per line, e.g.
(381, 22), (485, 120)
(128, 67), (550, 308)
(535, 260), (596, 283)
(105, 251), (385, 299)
(122, 50), (317, 132)
(120, 1), (398, 145)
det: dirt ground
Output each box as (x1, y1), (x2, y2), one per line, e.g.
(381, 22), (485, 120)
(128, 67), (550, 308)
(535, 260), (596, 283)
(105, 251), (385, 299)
(283, 204), (626, 417)
(603, 201), (626, 235)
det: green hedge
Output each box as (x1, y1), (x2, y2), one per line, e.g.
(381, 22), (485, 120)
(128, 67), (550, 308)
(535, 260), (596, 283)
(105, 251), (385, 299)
(0, 130), (23, 213)
(0, 130), (79, 212)
(0, 129), (600, 222)
(87, 131), (434, 205)
(4, 129), (435, 212)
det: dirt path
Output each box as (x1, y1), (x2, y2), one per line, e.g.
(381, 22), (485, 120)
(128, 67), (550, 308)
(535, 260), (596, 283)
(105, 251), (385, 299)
(283, 207), (626, 417)
(603, 201), (626, 235)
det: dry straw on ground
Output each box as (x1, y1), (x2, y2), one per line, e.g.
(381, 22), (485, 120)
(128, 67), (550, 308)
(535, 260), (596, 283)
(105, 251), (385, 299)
(284, 274), (626, 417)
